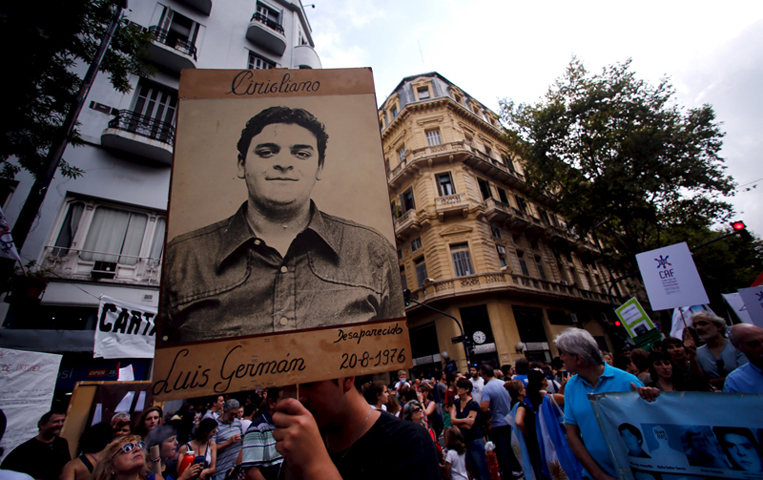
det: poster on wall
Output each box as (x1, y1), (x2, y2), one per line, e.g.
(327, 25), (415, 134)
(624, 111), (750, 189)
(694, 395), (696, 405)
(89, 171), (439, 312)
(0, 348), (62, 463)
(94, 296), (157, 359)
(590, 391), (763, 480)
(635, 242), (709, 311)
(153, 68), (409, 400)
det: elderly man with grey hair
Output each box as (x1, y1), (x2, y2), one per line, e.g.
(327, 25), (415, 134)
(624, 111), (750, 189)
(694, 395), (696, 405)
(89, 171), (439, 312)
(691, 311), (747, 388)
(556, 327), (649, 480)
(724, 323), (763, 393)
(213, 399), (244, 480)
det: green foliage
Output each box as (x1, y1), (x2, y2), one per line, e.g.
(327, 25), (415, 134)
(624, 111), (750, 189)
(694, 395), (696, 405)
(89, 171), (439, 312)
(0, 0), (155, 180)
(501, 58), (736, 271)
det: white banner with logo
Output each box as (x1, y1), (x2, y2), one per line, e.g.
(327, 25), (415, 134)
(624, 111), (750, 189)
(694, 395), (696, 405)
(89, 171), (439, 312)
(0, 348), (62, 463)
(94, 296), (157, 359)
(636, 242), (709, 311)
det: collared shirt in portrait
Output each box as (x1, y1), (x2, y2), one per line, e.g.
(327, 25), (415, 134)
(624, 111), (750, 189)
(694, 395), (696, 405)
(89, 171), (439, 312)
(161, 201), (405, 343)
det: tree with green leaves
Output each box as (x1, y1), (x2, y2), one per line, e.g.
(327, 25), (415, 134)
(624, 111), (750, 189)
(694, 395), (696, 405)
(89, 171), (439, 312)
(500, 58), (737, 273)
(0, 0), (154, 181)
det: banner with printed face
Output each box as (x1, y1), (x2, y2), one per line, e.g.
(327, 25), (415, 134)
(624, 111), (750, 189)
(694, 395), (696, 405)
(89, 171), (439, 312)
(0, 348), (62, 463)
(636, 242), (710, 311)
(590, 391), (763, 480)
(153, 69), (409, 400)
(94, 296), (157, 359)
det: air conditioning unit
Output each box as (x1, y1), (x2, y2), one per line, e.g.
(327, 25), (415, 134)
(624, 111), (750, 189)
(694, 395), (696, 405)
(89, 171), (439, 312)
(91, 261), (117, 280)
(496, 246), (506, 254)
(570, 313), (579, 324)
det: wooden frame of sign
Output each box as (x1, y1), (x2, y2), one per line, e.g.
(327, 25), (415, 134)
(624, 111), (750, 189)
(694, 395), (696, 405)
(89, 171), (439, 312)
(153, 69), (410, 400)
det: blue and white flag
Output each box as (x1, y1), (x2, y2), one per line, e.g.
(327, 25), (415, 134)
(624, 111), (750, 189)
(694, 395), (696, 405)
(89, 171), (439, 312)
(538, 396), (584, 480)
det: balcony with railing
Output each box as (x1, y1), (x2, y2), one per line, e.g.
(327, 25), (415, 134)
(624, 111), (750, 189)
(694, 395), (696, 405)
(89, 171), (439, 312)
(463, 148), (527, 192)
(293, 45), (322, 69)
(394, 209), (422, 239)
(40, 246), (162, 286)
(147, 26), (197, 73)
(481, 198), (514, 224)
(388, 141), (470, 186)
(435, 193), (469, 219)
(247, 12), (286, 55)
(406, 271), (614, 307)
(101, 110), (175, 164)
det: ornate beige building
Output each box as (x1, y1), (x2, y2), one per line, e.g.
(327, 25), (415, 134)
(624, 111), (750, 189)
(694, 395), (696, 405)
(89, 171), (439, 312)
(380, 73), (633, 374)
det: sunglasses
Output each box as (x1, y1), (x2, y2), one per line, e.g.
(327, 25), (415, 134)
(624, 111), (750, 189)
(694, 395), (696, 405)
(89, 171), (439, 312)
(115, 441), (146, 457)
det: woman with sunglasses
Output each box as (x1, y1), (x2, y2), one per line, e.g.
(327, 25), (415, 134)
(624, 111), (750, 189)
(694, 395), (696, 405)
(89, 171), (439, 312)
(403, 400), (443, 461)
(145, 425), (202, 480)
(647, 350), (677, 391)
(90, 436), (153, 480)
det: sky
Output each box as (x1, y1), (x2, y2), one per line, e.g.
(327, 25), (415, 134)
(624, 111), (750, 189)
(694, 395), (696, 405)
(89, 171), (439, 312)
(306, 0), (763, 237)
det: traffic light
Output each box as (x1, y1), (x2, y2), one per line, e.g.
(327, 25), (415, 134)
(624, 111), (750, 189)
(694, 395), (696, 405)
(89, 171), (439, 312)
(731, 221), (752, 241)
(614, 319), (622, 327)
(403, 289), (411, 306)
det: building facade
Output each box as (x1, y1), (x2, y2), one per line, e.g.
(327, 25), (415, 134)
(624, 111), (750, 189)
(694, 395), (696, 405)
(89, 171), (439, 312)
(0, 0), (320, 397)
(380, 73), (635, 374)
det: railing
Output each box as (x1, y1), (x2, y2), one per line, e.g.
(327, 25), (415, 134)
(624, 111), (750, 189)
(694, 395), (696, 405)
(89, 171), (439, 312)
(41, 246), (161, 285)
(435, 192), (466, 207)
(108, 110), (175, 145)
(250, 12), (285, 34)
(407, 271), (614, 305)
(148, 26), (198, 60)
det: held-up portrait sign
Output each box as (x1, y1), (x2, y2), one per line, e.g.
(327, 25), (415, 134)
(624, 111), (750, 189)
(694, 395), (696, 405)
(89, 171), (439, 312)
(94, 296), (157, 359)
(153, 69), (410, 400)
(590, 392), (763, 480)
(635, 242), (709, 311)
(614, 298), (657, 338)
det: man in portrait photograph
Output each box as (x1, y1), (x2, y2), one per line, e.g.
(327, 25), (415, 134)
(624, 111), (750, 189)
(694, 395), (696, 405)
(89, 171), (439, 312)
(714, 427), (763, 472)
(161, 106), (404, 343)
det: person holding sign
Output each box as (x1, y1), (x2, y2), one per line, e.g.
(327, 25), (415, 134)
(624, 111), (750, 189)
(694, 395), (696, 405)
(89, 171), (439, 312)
(272, 377), (440, 480)
(161, 106), (404, 343)
(554, 328), (653, 480)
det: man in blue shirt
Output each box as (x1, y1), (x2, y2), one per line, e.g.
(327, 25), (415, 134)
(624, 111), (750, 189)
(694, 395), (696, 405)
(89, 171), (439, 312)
(724, 324), (763, 393)
(556, 328), (651, 480)
(480, 364), (522, 479)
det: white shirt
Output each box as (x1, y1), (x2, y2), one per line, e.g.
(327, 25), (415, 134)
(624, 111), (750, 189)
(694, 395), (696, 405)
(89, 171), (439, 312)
(469, 376), (484, 404)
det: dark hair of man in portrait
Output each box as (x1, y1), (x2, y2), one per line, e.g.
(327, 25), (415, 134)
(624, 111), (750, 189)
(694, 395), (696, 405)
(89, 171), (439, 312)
(236, 106), (329, 168)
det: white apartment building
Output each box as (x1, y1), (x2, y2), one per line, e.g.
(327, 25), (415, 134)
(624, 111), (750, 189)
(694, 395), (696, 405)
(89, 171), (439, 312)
(0, 0), (320, 397)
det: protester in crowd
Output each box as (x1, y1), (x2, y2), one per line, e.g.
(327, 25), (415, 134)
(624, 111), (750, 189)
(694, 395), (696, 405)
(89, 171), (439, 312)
(240, 402), (258, 433)
(555, 328), (651, 480)
(385, 393), (402, 418)
(724, 323), (763, 393)
(0, 409), (33, 480)
(480, 364), (523, 479)
(135, 407), (163, 440)
(212, 399), (244, 480)
(601, 351), (614, 366)
(614, 355), (638, 376)
(506, 380), (525, 408)
(178, 418), (217, 480)
(435, 371), (447, 421)
(112, 413), (132, 438)
(393, 370), (410, 393)
(361, 381), (388, 413)
(618, 424), (650, 458)
(203, 396), (225, 421)
(445, 372), (459, 411)
(272, 377), (440, 479)
(449, 378), (490, 480)
(551, 356), (568, 386)
(443, 427), (468, 480)
(1, 410), (70, 480)
(60, 422), (113, 480)
(468, 366), (485, 404)
(514, 369), (547, 480)
(512, 358), (529, 388)
(170, 403), (197, 445)
(660, 337), (711, 391)
(691, 312), (747, 388)
(629, 349), (652, 385)
(500, 364), (513, 380)
(540, 364), (562, 394)
(146, 425), (202, 480)
(240, 387), (283, 480)
(646, 350), (677, 391)
(418, 383), (438, 432)
(90, 435), (154, 480)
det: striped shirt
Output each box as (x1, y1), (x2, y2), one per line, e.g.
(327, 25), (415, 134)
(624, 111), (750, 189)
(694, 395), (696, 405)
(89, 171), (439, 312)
(212, 417), (243, 479)
(241, 413), (282, 479)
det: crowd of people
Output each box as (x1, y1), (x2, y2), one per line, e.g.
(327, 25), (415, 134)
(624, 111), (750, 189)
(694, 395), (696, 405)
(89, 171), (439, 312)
(1, 312), (761, 480)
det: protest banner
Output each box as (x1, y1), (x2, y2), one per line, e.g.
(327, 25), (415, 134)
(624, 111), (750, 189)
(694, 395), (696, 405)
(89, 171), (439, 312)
(738, 286), (763, 328)
(94, 295), (157, 359)
(154, 68), (409, 400)
(615, 298), (657, 338)
(636, 242), (709, 311)
(669, 305), (714, 340)
(0, 348), (62, 462)
(590, 391), (763, 480)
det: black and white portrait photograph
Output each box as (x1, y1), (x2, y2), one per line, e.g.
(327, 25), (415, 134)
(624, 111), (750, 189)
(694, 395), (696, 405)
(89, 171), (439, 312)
(157, 69), (405, 346)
